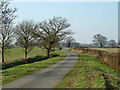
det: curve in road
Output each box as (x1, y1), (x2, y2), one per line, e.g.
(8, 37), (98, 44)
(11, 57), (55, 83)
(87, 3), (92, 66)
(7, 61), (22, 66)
(3, 49), (78, 88)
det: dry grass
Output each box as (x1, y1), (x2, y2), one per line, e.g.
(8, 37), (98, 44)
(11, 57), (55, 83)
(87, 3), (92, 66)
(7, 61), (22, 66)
(90, 48), (119, 53)
(72, 47), (120, 71)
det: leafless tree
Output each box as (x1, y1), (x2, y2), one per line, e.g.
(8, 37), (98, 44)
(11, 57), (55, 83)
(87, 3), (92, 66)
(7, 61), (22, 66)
(0, 1), (17, 63)
(15, 21), (37, 59)
(33, 17), (72, 57)
(107, 39), (116, 47)
(52, 42), (60, 49)
(65, 36), (75, 47)
(93, 34), (107, 48)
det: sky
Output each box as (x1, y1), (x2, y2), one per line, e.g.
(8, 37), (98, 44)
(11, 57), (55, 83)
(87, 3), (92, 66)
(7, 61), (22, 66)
(10, 1), (118, 44)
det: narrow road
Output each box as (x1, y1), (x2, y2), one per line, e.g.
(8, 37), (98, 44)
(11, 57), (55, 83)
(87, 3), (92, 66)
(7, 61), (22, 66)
(3, 48), (78, 88)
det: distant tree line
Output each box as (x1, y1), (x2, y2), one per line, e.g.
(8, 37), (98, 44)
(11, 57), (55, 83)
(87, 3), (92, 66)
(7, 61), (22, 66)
(64, 34), (118, 48)
(0, 1), (72, 63)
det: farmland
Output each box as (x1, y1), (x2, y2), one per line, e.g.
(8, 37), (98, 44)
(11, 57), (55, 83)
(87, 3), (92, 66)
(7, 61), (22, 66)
(3, 47), (46, 63)
(90, 48), (119, 53)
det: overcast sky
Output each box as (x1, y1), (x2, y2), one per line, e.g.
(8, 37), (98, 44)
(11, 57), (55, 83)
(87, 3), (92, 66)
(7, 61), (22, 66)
(10, 1), (118, 44)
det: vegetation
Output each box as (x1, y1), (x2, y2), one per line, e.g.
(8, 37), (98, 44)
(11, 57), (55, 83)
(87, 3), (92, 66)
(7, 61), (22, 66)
(1, 1), (118, 88)
(3, 47), (46, 63)
(0, 1), (72, 63)
(2, 50), (66, 84)
(62, 47), (65, 50)
(68, 48), (72, 51)
(32, 17), (72, 58)
(0, 1), (17, 63)
(56, 53), (119, 88)
(90, 48), (119, 53)
(65, 36), (75, 47)
(15, 21), (37, 59)
(93, 34), (107, 48)
(2, 56), (47, 70)
(107, 40), (117, 47)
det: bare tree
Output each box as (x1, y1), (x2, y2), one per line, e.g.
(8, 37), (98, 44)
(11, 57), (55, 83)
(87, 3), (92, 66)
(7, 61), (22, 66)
(92, 34), (107, 48)
(15, 21), (37, 59)
(107, 39), (116, 48)
(33, 17), (71, 57)
(65, 36), (75, 47)
(52, 42), (60, 49)
(0, 1), (17, 63)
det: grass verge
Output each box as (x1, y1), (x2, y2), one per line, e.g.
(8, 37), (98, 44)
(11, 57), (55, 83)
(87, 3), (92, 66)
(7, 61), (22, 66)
(2, 50), (66, 85)
(56, 52), (119, 88)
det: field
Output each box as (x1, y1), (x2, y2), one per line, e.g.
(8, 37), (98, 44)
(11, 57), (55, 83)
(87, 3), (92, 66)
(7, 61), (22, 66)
(90, 48), (119, 53)
(3, 47), (46, 63)
(56, 53), (119, 88)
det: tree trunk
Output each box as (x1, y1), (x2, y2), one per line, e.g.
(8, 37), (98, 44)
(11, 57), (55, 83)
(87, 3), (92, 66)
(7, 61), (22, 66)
(25, 47), (28, 59)
(2, 47), (4, 63)
(67, 41), (71, 47)
(68, 42), (71, 47)
(100, 43), (103, 48)
(47, 49), (50, 58)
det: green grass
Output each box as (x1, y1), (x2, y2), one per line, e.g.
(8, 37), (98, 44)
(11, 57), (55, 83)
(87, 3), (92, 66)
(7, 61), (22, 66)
(62, 47), (65, 50)
(68, 48), (72, 51)
(2, 50), (66, 85)
(90, 48), (119, 53)
(4, 47), (46, 63)
(56, 53), (119, 88)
